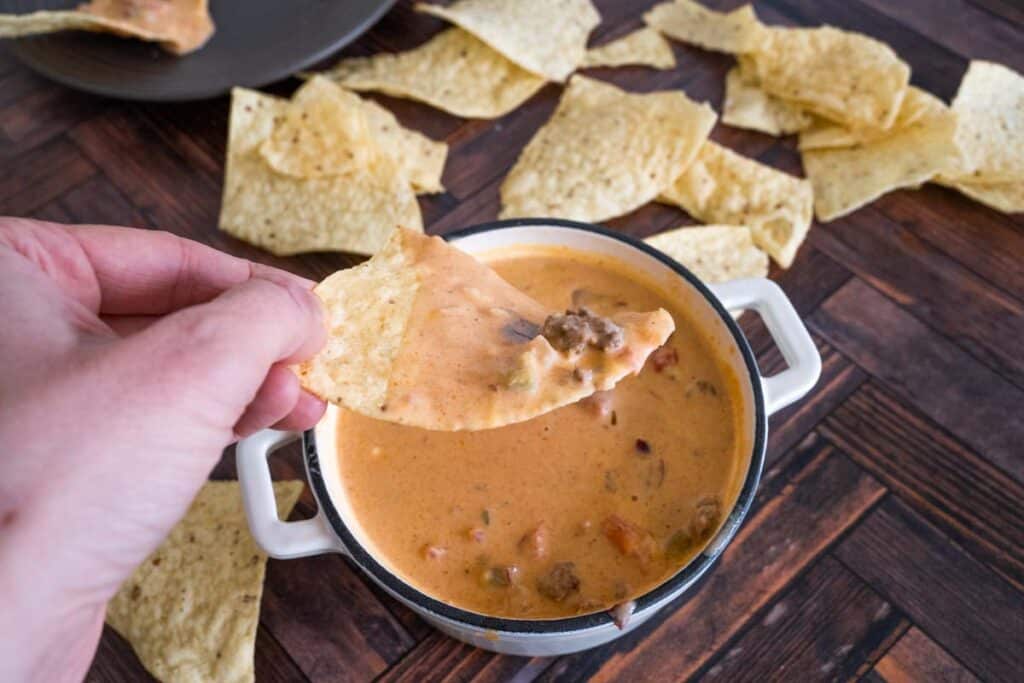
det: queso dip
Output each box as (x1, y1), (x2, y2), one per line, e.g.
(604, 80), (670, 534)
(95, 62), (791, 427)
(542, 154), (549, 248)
(336, 246), (747, 619)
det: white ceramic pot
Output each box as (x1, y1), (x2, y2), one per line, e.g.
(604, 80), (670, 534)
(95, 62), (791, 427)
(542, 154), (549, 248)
(237, 219), (821, 657)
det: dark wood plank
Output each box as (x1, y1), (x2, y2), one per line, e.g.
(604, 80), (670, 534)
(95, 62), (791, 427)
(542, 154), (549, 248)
(809, 205), (1024, 390)
(535, 436), (884, 682)
(698, 556), (906, 682)
(870, 186), (1024, 305)
(378, 631), (544, 683)
(964, 0), (1024, 27)
(68, 108), (221, 242)
(0, 135), (96, 217)
(261, 554), (416, 682)
(821, 382), (1024, 590)
(0, 73), (106, 160)
(835, 498), (1024, 683)
(56, 175), (152, 229)
(253, 627), (312, 683)
(874, 627), (981, 683)
(809, 278), (1024, 484)
(85, 626), (156, 683)
(856, 0), (1024, 70)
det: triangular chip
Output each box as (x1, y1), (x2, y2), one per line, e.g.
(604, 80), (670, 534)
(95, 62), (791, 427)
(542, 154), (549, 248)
(0, 0), (213, 54)
(416, 0), (600, 82)
(500, 75), (716, 222)
(218, 88), (422, 256)
(261, 76), (447, 194)
(799, 86), (947, 150)
(643, 1), (764, 54)
(260, 78), (375, 179)
(106, 480), (303, 683)
(722, 66), (813, 136)
(321, 28), (546, 119)
(297, 228), (675, 431)
(744, 25), (910, 130)
(660, 141), (813, 268)
(937, 179), (1024, 214)
(645, 225), (769, 283)
(802, 103), (960, 221)
(943, 60), (1024, 184)
(581, 27), (676, 70)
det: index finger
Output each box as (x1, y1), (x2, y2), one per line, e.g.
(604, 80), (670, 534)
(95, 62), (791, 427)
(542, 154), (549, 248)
(68, 224), (315, 315)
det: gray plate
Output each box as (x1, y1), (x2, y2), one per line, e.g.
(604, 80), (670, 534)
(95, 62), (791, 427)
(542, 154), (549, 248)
(0, 0), (396, 101)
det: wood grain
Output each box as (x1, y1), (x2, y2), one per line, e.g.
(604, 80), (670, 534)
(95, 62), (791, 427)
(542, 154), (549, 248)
(874, 627), (981, 683)
(810, 279), (1024, 483)
(836, 498), (1024, 682)
(698, 556), (906, 682)
(821, 382), (1024, 590)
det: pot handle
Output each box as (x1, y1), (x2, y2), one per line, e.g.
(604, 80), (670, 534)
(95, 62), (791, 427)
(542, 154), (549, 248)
(708, 278), (821, 417)
(236, 429), (346, 559)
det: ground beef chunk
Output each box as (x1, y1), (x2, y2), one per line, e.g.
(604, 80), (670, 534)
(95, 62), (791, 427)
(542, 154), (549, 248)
(541, 307), (624, 354)
(536, 562), (581, 602)
(690, 496), (722, 540)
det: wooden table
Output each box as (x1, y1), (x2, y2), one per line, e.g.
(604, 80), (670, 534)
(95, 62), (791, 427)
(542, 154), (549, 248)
(3, 0), (1021, 680)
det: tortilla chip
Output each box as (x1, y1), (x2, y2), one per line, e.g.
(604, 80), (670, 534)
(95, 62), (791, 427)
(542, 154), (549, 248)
(802, 104), (960, 221)
(219, 88), (422, 256)
(643, 1), (764, 54)
(260, 78), (375, 180)
(261, 77), (446, 194)
(800, 86), (946, 150)
(660, 142), (812, 268)
(321, 28), (546, 119)
(107, 480), (303, 683)
(581, 27), (676, 70)
(645, 225), (769, 283)
(297, 228), (675, 431)
(938, 179), (1024, 214)
(0, 0), (213, 54)
(722, 66), (813, 136)
(943, 60), (1024, 183)
(416, 0), (600, 82)
(500, 75), (716, 222)
(744, 25), (910, 130)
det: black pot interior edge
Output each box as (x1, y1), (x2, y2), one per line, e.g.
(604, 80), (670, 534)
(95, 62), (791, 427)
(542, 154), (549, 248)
(303, 219), (769, 634)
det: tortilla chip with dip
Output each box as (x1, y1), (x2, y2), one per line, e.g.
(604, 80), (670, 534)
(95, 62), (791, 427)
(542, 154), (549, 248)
(802, 97), (961, 221)
(581, 27), (676, 70)
(296, 228), (676, 432)
(500, 75), (716, 222)
(645, 224), (769, 283)
(416, 0), (600, 82)
(660, 141), (813, 268)
(260, 76), (447, 194)
(0, 0), (213, 55)
(722, 65), (813, 136)
(742, 24), (910, 131)
(107, 480), (303, 683)
(321, 28), (547, 119)
(643, 0), (764, 54)
(218, 87), (423, 256)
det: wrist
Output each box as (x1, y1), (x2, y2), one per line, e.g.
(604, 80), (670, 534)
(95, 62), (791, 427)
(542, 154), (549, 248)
(0, 507), (108, 682)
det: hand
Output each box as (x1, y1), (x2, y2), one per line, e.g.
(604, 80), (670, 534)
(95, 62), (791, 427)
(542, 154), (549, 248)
(0, 218), (327, 682)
